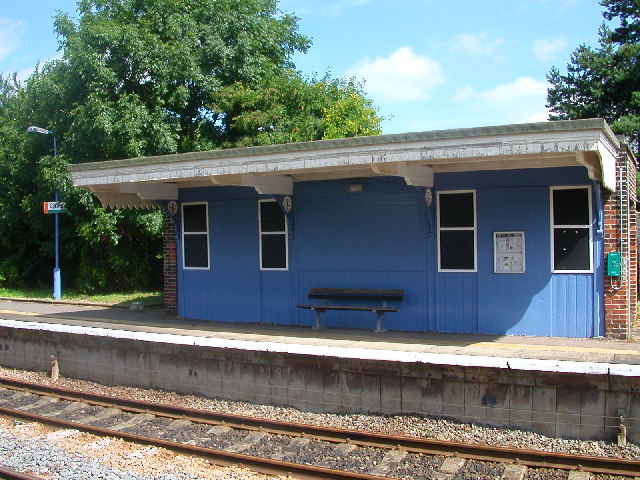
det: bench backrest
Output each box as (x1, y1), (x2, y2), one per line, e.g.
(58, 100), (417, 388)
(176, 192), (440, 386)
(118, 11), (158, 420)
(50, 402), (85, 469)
(308, 288), (404, 302)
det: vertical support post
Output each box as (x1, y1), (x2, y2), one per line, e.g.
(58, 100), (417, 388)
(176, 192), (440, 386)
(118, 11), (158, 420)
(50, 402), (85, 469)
(374, 300), (388, 333)
(313, 309), (322, 329)
(618, 409), (627, 446)
(50, 354), (59, 381)
(53, 190), (61, 300)
(27, 127), (62, 300)
(52, 134), (61, 300)
(374, 311), (387, 333)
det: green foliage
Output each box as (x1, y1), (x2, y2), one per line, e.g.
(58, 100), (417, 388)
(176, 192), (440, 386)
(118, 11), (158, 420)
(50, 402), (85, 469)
(213, 74), (381, 147)
(55, 0), (312, 157)
(0, 0), (382, 294)
(76, 209), (163, 293)
(547, 0), (640, 151)
(321, 80), (382, 140)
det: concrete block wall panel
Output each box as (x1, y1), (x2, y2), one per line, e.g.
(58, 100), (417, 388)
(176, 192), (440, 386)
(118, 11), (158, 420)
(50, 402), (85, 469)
(2, 326), (639, 442)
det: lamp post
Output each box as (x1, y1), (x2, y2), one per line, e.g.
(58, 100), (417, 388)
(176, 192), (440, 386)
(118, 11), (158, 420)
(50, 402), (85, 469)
(27, 126), (61, 300)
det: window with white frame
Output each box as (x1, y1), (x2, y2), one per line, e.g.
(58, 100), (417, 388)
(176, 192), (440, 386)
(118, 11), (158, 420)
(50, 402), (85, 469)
(259, 199), (288, 270)
(437, 190), (477, 271)
(551, 186), (592, 272)
(182, 202), (209, 269)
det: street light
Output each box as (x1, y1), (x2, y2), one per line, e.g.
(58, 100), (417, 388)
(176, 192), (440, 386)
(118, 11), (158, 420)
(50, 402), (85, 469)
(27, 126), (61, 300)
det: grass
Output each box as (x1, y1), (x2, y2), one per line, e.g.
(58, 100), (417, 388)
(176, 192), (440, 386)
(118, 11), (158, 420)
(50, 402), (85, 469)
(0, 287), (162, 306)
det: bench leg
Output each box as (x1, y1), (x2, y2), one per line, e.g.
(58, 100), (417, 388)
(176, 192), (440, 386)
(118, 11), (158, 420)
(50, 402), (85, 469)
(374, 311), (387, 333)
(312, 309), (323, 330)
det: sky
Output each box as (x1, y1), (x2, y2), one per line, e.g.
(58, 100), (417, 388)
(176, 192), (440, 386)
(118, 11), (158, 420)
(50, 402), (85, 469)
(0, 0), (606, 135)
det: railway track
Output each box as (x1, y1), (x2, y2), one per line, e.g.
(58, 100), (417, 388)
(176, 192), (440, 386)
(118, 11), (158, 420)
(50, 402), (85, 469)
(0, 466), (47, 480)
(0, 376), (638, 479)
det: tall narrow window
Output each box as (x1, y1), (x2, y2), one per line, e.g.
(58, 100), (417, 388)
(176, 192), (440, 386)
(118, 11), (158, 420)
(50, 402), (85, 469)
(182, 202), (209, 269)
(438, 190), (476, 272)
(551, 186), (592, 272)
(259, 199), (288, 270)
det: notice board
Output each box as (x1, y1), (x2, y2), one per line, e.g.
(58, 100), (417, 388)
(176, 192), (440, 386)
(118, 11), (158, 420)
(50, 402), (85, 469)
(494, 231), (525, 274)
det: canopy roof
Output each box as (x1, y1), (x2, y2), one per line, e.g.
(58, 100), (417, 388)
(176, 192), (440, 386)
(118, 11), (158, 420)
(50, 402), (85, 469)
(68, 118), (621, 209)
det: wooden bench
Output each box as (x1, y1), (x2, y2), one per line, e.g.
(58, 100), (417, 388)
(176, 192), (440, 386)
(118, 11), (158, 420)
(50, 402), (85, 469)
(297, 288), (404, 332)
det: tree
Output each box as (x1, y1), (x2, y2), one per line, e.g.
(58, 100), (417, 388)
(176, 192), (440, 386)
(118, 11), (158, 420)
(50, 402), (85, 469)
(0, 72), (163, 291)
(0, 0), (382, 292)
(547, 0), (640, 150)
(213, 73), (381, 147)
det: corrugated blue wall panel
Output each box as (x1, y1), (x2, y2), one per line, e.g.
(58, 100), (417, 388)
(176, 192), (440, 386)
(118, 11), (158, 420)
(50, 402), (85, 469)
(476, 186), (553, 336)
(436, 167), (599, 337)
(552, 275), (594, 337)
(261, 271), (294, 325)
(175, 167), (604, 338)
(435, 274), (478, 333)
(178, 270), (213, 321)
(292, 178), (431, 331)
(178, 187), (262, 323)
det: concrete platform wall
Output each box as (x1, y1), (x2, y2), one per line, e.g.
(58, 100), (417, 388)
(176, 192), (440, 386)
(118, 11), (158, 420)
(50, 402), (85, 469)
(0, 326), (638, 443)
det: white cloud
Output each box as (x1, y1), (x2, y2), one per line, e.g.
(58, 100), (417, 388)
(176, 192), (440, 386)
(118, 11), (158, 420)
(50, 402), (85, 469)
(525, 109), (551, 123)
(451, 33), (504, 56)
(346, 46), (445, 102)
(453, 77), (549, 103)
(532, 38), (567, 61)
(0, 18), (25, 61)
(451, 84), (476, 102)
(451, 77), (550, 125)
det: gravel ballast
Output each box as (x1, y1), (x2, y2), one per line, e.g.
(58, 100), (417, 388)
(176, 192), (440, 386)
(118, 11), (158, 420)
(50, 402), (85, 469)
(0, 365), (638, 478)
(0, 418), (284, 480)
(0, 425), (203, 480)
(3, 366), (632, 458)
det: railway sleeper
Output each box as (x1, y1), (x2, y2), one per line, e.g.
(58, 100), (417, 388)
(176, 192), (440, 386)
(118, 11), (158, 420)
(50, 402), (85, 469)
(0, 381), (638, 479)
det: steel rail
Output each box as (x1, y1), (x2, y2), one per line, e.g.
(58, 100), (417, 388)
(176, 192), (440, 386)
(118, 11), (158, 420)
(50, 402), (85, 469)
(1, 376), (639, 476)
(0, 466), (47, 480)
(0, 405), (391, 480)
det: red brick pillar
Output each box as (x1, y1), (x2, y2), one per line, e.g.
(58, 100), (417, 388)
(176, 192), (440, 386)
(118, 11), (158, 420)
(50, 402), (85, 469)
(163, 209), (178, 316)
(603, 146), (637, 339)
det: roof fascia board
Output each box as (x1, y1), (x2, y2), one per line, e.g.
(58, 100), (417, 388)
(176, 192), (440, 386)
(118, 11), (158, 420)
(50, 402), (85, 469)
(69, 119), (619, 188)
(596, 132), (619, 191)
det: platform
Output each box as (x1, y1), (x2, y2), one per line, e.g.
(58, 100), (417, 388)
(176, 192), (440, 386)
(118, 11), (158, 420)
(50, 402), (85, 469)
(1, 299), (639, 442)
(0, 300), (639, 376)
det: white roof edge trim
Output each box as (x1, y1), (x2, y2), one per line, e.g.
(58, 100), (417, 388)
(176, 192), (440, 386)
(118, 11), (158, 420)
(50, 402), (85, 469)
(2, 319), (639, 377)
(70, 133), (610, 188)
(596, 132), (619, 192)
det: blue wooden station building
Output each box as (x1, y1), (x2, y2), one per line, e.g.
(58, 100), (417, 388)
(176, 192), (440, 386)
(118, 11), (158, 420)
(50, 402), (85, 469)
(69, 119), (637, 339)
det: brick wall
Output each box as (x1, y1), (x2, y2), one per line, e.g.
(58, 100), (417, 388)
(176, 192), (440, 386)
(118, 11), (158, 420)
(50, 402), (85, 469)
(163, 209), (178, 316)
(603, 147), (637, 339)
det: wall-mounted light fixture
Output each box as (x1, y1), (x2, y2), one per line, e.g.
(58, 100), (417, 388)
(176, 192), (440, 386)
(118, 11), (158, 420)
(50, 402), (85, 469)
(345, 183), (364, 193)
(281, 196), (293, 212)
(425, 188), (433, 206)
